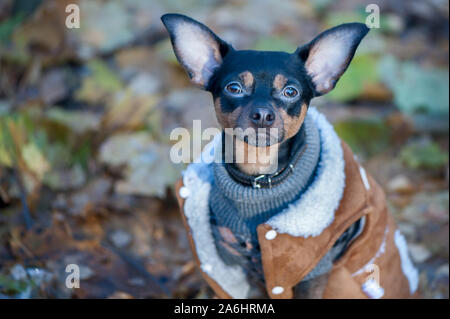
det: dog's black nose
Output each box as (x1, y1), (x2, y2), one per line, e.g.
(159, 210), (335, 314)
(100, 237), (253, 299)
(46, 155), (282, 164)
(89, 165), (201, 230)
(250, 108), (275, 127)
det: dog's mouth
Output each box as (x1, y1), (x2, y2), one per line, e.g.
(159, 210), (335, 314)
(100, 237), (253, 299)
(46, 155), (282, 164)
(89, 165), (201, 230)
(237, 128), (282, 147)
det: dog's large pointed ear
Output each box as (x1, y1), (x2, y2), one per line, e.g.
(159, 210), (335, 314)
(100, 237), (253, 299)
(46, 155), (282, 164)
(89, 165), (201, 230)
(161, 14), (232, 88)
(296, 23), (369, 96)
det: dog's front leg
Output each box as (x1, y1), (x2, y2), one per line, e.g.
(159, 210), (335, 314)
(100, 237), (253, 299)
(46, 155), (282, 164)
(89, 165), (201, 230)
(294, 273), (330, 299)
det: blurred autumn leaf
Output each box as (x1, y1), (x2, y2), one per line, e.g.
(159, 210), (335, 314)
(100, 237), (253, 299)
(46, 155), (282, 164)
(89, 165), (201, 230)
(334, 118), (392, 157)
(327, 54), (384, 102)
(99, 132), (182, 198)
(76, 60), (124, 105)
(379, 55), (450, 116)
(400, 140), (449, 170)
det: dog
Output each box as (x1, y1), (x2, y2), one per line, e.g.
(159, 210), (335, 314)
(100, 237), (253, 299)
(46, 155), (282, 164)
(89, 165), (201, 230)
(162, 13), (420, 299)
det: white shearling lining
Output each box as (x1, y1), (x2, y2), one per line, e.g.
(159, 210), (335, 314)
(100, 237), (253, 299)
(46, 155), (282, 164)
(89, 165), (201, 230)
(266, 107), (345, 237)
(182, 135), (250, 299)
(181, 107), (346, 298)
(359, 166), (370, 190)
(394, 230), (419, 294)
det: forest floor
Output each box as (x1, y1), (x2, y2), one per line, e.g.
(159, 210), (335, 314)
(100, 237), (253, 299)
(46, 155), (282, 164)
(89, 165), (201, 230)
(0, 0), (448, 298)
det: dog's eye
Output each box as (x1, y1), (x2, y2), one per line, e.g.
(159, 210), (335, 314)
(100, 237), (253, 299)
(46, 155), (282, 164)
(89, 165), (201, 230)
(225, 82), (243, 95)
(283, 86), (298, 98)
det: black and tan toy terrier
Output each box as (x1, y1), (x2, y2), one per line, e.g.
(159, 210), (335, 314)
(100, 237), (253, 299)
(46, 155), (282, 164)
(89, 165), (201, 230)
(162, 13), (372, 298)
(162, 14), (368, 176)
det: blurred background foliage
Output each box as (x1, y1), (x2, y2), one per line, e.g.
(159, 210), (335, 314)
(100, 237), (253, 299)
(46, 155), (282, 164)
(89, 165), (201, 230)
(0, 0), (448, 299)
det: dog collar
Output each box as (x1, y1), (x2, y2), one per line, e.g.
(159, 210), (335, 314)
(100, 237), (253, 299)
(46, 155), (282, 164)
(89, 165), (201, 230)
(225, 142), (308, 189)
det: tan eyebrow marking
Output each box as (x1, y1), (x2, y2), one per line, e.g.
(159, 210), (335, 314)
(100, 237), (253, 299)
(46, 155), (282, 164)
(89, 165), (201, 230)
(273, 74), (288, 91)
(239, 71), (254, 88)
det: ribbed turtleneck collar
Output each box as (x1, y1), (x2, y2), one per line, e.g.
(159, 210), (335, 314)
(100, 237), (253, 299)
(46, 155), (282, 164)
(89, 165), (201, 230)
(211, 114), (321, 217)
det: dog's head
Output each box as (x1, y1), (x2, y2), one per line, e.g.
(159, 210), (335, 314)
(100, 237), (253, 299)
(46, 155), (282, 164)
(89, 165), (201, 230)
(162, 14), (369, 147)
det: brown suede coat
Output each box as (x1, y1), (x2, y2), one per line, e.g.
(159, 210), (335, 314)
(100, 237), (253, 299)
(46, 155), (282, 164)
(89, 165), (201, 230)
(175, 142), (419, 299)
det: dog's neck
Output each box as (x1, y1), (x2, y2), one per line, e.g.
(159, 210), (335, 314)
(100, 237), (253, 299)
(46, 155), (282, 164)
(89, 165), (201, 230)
(233, 134), (296, 176)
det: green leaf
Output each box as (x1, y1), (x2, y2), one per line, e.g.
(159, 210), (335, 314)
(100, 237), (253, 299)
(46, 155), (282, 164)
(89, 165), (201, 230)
(75, 60), (123, 104)
(21, 142), (50, 179)
(0, 110), (90, 189)
(0, 13), (25, 45)
(379, 55), (449, 116)
(0, 274), (30, 295)
(155, 39), (178, 64)
(400, 141), (448, 170)
(45, 108), (101, 134)
(334, 118), (391, 156)
(0, 119), (14, 167)
(0, 113), (32, 167)
(327, 54), (379, 102)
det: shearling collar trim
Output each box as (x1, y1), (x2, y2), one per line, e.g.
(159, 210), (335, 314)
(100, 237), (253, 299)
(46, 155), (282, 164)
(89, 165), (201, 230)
(182, 134), (250, 298)
(180, 107), (345, 298)
(266, 107), (345, 237)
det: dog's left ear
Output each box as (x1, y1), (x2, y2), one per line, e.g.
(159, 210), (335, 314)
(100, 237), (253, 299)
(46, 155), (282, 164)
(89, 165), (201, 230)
(296, 23), (369, 96)
(161, 14), (232, 88)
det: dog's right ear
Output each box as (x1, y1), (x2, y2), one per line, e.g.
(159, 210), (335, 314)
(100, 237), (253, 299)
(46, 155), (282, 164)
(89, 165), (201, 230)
(161, 14), (232, 88)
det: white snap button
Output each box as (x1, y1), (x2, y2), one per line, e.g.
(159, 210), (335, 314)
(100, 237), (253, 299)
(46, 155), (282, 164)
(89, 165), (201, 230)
(203, 264), (212, 272)
(272, 286), (284, 295)
(179, 186), (190, 198)
(265, 230), (277, 240)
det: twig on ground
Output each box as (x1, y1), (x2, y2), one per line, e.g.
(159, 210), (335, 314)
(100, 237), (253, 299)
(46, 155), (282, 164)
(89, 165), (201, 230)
(12, 167), (33, 230)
